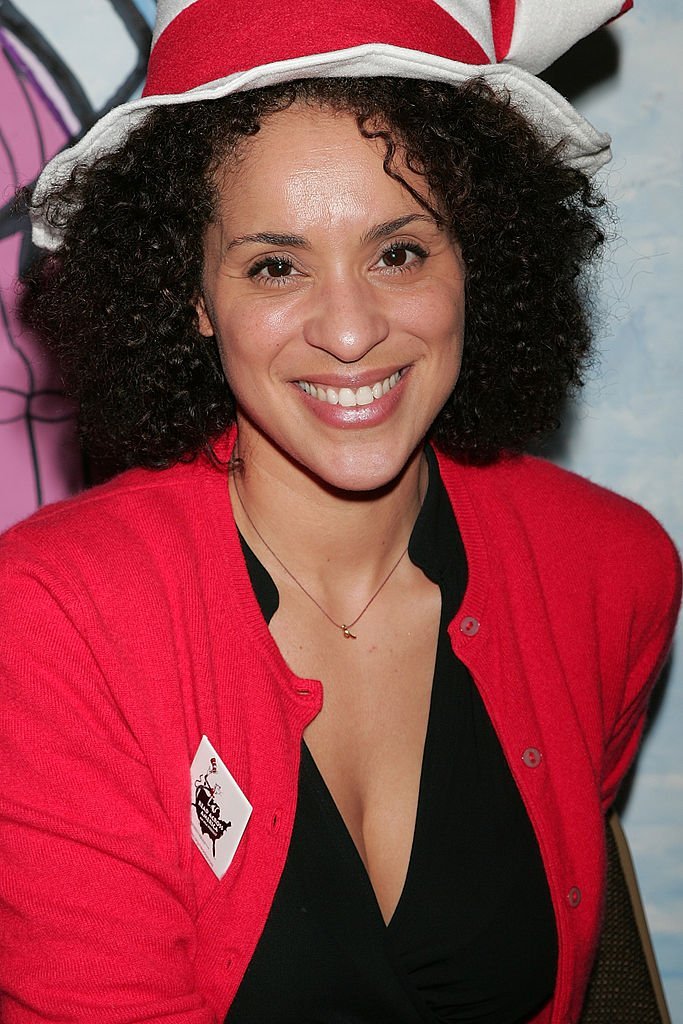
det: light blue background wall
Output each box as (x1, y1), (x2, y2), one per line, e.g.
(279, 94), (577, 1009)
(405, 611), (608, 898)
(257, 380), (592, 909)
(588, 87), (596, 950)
(557, 4), (683, 1014)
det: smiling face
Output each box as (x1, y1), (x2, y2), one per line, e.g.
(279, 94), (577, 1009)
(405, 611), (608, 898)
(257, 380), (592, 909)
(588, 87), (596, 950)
(197, 104), (465, 493)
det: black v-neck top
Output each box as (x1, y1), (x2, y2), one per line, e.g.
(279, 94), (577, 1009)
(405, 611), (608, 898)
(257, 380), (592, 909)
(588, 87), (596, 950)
(227, 448), (557, 1023)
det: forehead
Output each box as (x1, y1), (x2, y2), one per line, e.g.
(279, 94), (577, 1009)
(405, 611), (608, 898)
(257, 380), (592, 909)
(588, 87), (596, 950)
(213, 104), (431, 230)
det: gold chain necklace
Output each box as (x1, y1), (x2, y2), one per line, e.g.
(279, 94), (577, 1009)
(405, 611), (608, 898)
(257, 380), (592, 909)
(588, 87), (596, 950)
(232, 477), (409, 639)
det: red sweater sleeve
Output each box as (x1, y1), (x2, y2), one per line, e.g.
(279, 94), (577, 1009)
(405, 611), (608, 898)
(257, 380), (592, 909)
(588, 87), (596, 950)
(0, 534), (216, 1024)
(599, 512), (682, 809)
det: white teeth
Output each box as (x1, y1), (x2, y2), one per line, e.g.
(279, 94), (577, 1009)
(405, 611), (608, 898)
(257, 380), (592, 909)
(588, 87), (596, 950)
(296, 370), (404, 407)
(338, 387), (357, 408)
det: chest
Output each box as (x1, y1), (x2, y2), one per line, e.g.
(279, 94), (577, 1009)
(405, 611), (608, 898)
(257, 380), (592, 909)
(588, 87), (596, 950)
(268, 562), (442, 920)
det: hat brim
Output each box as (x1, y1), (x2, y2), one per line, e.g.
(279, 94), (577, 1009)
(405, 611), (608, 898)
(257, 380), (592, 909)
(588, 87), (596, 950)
(31, 43), (611, 252)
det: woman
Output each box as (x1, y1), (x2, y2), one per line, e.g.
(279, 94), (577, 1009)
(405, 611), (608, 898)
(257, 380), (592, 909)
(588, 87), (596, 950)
(1, 3), (680, 1023)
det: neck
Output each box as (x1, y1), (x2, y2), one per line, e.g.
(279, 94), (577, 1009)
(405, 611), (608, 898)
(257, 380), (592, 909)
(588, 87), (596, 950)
(228, 436), (427, 601)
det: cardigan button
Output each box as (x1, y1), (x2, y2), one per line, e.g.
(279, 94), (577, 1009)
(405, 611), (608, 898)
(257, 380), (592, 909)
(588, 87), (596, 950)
(459, 615), (480, 636)
(522, 747), (542, 768)
(567, 886), (582, 908)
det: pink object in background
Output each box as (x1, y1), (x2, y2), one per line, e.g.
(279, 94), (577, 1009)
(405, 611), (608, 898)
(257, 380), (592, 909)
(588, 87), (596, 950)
(0, 31), (82, 532)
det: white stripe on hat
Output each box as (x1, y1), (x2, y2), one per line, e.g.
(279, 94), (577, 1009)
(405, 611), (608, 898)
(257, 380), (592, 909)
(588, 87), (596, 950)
(431, 1), (497, 62)
(507, 0), (626, 74)
(152, 0), (203, 46)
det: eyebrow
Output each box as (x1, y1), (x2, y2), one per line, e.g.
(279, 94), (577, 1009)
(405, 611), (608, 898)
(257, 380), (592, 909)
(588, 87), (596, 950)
(223, 215), (437, 255)
(224, 232), (309, 253)
(360, 214), (435, 244)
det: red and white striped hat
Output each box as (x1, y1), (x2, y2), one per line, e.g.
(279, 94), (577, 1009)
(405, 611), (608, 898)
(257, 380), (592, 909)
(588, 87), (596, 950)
(32, 0), (631, 250)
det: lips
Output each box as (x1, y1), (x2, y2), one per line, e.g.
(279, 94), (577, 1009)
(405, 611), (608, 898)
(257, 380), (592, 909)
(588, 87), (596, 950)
(295, 369), (405, 407)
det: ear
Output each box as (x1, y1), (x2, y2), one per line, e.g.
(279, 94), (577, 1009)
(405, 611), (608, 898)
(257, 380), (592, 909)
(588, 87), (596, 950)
(195, 294), (214, 338)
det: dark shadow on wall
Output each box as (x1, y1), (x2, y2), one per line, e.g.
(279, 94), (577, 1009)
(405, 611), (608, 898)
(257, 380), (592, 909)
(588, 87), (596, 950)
(528, 27), (621, 466)
(540, 26), (620, 103)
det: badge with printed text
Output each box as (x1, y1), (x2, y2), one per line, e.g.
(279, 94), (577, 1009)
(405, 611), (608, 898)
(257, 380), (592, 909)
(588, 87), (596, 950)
(190, 735), (252, 879)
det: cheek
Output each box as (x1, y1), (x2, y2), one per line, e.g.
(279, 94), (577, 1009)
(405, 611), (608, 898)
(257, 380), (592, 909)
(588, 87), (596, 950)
(212, 307), (270, 377)
(214, 313), (296, 413)
(219, 297), (301, 360)
(215, 334), (254, 396)
(421, 283), (466, 395)
(417, 282), (465, 352)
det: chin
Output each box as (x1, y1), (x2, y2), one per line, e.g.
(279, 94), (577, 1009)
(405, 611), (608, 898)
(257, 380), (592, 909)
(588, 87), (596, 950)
(299, 439), (423, 495)
(236, 404), (429, 495)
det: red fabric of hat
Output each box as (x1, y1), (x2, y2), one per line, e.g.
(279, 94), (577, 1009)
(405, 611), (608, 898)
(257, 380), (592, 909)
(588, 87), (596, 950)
(146, 0), (497, 97)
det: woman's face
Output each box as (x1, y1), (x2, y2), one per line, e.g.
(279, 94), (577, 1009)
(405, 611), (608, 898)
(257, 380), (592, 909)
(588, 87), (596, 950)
(197, 104), (465, 492)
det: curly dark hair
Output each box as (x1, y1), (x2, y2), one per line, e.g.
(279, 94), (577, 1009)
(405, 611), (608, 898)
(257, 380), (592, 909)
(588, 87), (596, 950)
(23, 76), (606, 469)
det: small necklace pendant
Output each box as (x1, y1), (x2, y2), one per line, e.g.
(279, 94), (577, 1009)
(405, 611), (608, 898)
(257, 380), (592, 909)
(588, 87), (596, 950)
(341, 625), (357, 639)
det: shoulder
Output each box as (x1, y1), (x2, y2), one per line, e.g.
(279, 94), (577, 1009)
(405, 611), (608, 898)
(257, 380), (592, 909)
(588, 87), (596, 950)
(0, 457), (238, 697)
(0, 457), (233, 618)
(440, 449), (658, 524)
(1, 458), (213, 563)
(436, 449), (682, 612)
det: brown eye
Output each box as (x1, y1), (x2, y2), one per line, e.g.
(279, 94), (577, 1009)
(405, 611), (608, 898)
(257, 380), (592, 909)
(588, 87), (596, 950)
(248, 257), (296, 280)
(382, 247), (408, 267)
(266, 259), (292, 277)
(378, 243), (428, 270)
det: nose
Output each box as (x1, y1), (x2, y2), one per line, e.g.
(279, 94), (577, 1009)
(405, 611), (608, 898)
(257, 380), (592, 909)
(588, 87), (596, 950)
(303, 273), (390, 362)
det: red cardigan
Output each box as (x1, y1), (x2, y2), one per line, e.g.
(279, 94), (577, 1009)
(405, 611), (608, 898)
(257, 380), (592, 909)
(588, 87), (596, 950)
(0, 441), (680, 1024)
